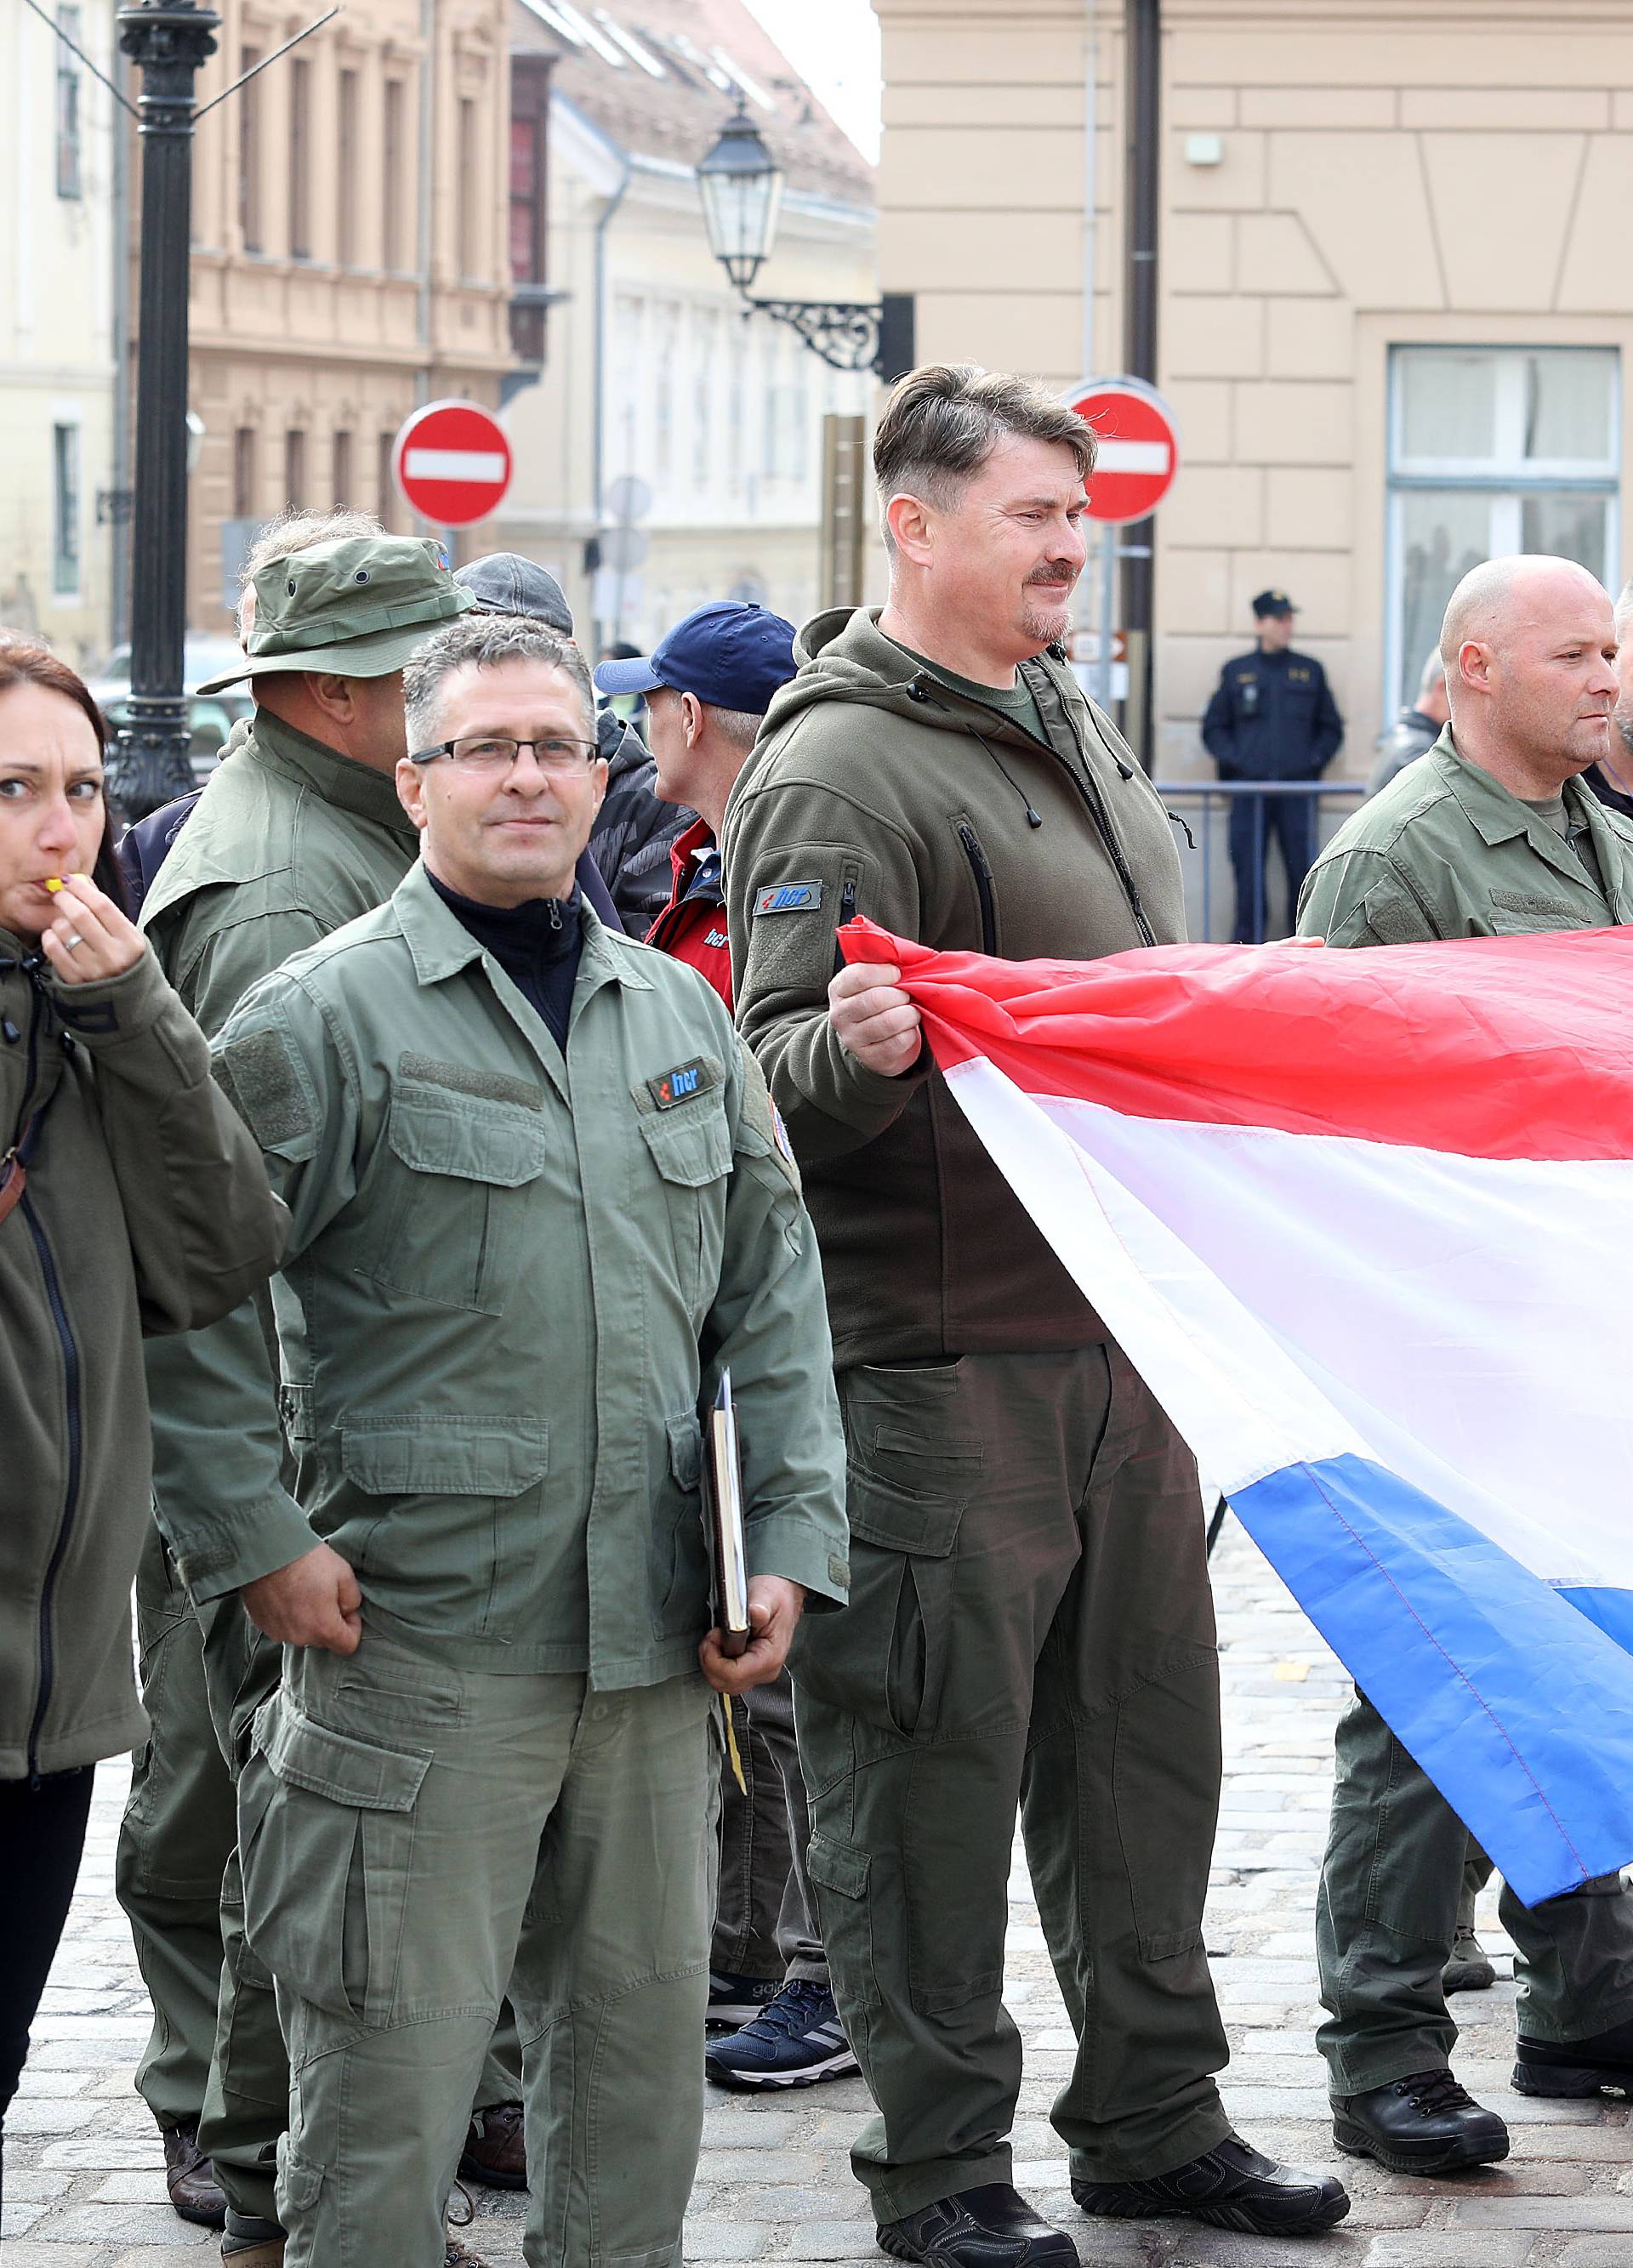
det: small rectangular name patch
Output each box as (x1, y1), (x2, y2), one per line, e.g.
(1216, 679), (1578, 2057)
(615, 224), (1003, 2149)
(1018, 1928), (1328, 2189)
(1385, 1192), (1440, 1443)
(650, 1058), (708, 1110)
(754, 880), (822, 916)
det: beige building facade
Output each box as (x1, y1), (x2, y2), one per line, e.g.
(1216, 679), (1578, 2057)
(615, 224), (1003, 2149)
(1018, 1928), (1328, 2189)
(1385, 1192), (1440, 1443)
(496, 0), (876, 652)
(180, 0), (515, 630)
(0, 0), (120, 665)
(875, 0), (1633, 782)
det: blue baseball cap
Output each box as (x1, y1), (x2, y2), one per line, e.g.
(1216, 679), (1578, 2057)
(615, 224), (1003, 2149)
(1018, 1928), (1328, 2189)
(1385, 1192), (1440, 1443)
(593, 600), (796, 716)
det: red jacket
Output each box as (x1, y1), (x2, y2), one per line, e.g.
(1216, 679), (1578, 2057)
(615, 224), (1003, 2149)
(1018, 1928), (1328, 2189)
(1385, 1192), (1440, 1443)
(645, 816), (732, 1007)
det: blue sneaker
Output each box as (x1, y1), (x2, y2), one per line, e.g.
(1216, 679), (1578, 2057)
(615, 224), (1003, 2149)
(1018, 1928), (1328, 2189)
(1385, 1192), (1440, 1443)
(707, 1966), (782, 2028)
(705, 1978), (859, 2091)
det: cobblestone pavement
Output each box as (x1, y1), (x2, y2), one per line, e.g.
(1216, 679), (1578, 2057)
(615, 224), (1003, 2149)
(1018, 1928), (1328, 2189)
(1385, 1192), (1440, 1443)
(6, 1519), (1630, 2265)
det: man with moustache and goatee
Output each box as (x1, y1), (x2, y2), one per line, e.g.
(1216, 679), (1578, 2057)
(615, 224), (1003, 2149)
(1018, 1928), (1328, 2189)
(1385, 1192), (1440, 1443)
(724, 364), (1350, 2267)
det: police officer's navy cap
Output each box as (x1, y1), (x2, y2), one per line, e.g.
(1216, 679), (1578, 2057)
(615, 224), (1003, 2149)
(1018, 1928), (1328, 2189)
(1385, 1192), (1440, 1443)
(196, 535), (474, 691)
(455, 552), (573, 635)
(594, 600), (797, 717)
(1252, 588), (1298, 618)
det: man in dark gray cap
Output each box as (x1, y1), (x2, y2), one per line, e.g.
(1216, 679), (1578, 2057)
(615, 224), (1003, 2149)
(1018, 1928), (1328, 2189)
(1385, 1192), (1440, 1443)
(456, 553), (687, 935)
(134, 533), (498, 2267)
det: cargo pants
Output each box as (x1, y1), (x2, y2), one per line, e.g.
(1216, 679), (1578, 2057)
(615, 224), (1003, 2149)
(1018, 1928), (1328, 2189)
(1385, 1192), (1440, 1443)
(792, 1345), (1232, 2225)
(1317, 1688), (1633, 2091)
(714, 1670), (827, 1986)
(240, 1625), (719, 2268)
(116, 1528), (523, 2222)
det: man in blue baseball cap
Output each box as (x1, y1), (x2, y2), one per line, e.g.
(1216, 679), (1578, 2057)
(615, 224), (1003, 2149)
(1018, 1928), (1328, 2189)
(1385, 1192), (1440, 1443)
(599, 600), (859, 2102)
(596, 602), (795, 1007)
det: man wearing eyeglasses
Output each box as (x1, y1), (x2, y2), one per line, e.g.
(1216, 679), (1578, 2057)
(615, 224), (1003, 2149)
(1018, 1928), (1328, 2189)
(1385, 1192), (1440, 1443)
(155, 611), (849, 2268)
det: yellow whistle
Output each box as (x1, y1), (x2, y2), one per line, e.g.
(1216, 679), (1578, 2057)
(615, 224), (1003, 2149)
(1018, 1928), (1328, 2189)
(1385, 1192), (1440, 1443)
(44, 878), (64, 892)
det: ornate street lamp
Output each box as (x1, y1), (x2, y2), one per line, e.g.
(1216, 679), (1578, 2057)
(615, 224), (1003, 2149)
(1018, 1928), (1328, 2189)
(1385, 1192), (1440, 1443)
(697, 102), (913, 382)
(110, 0), (220, 820)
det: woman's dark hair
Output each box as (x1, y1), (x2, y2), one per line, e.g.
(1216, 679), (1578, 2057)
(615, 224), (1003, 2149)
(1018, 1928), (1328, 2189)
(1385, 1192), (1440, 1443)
(0, 637), (129, 917)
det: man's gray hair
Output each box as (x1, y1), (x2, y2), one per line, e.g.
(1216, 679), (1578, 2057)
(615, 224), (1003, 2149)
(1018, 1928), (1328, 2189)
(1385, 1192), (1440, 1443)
(707, 705), (762, 752)
(1615, 577), (1633, 645)
(235, 507), (383, 639)
(872, 363), (1096, 547)
(403, 614), (596, 753)
(1416, 650), (1447, 702)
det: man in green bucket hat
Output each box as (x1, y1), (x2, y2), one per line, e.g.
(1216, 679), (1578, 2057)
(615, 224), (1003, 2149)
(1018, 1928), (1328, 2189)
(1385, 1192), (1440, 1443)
(126, 528), (506, 2267)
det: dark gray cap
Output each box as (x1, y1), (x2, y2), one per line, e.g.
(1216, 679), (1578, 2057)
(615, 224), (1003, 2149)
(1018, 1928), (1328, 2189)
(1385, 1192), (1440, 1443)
(455, 553), (572, 635)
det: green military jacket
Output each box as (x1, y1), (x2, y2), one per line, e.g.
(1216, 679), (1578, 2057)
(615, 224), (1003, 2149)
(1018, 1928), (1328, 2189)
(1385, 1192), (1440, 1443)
(140, 709), (420, 1027)
(159, 863), (849, 1690)
(1297, 727), (1633, 944)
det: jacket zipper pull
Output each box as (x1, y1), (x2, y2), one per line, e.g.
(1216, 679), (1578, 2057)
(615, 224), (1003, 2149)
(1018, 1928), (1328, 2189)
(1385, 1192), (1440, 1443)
(547, 899), (563, 931)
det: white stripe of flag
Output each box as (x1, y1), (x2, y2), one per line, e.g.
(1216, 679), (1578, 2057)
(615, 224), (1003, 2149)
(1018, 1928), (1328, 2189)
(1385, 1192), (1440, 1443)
(404, 447), (508, 483)
(1093, 439), (1170, 475)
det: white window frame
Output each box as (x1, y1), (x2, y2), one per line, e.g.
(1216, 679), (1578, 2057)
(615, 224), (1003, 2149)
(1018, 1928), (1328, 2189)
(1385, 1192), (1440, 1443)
(1383, 345), (1620, 717)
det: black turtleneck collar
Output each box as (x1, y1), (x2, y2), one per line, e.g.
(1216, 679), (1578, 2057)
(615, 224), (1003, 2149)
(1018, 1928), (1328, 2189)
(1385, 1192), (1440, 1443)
(425, 868), (584, 1048)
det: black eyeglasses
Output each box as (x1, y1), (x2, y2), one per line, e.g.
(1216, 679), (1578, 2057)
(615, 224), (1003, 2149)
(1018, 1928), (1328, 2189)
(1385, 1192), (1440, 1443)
(410, 734), (606, 775)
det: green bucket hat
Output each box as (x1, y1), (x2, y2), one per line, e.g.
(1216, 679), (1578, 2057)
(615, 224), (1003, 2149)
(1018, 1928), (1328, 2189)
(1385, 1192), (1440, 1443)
(195, 534), (475, 692)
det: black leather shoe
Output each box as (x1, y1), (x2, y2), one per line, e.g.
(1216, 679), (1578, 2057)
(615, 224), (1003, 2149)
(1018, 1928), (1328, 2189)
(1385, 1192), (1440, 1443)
(1515, 2013), (1633, 2098)
(1072, 2133), (1349, 2235)
(162, 2123), (227, 2230)
(877, 2183), (1078, 2265)
(1333, 2070), (1509, 2173)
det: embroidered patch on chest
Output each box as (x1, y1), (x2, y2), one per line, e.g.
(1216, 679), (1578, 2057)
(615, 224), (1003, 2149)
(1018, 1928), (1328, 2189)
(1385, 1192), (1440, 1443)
(754, 881), (822, 916)
(650, 1058), (709, 1110)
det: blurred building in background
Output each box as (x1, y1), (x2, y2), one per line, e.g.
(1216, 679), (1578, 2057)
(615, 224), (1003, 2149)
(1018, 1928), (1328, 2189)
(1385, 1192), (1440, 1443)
(873, 0), (1633, 775)
(180, 0), (515, 633)
(0, 0), (121, 665)
(498, 0), (876, 651)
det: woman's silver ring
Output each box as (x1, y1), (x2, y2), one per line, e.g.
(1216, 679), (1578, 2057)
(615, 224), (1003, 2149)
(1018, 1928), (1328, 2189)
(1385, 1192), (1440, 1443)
(64, 931), (83, 951)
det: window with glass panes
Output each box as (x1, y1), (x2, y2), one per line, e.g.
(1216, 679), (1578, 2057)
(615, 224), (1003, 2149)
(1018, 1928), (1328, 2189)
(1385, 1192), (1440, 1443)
(1386, 346), (1619, 710)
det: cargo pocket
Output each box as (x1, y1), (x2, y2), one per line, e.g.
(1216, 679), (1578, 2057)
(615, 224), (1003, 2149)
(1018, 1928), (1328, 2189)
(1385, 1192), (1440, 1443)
(1113, 1653), (1221, 1961)
(239, 1693), (430, 2025)
(339, 1415), (549, 1639)
(359, 1085), (549, 1315)
(638, 1101), (732, 1317)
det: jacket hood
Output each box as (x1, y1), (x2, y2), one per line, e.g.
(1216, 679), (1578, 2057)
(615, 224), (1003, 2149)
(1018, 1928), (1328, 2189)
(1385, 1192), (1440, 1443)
(597, 704), (650, 783)
(761, 606), (1044, 743)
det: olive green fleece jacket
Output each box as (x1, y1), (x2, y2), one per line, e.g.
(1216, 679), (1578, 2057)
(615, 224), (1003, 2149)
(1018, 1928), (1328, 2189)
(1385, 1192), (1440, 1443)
(1, 941), (287, 1779)
(723, 605), (1186, 1369)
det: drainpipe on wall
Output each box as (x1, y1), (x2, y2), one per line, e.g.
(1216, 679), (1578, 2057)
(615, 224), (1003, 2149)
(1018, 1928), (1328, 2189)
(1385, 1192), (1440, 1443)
(1122, 0), (1159, 762)
(415, 0), (435, 403)
(1082, 0), (1096, 383)
(589, 147), (630, 656)
(111, 11), (132, 651)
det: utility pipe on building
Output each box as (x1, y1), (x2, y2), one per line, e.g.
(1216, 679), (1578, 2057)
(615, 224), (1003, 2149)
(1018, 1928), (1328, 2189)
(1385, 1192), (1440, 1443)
(1122, 0), (1159, 763)
(589, 150), (631, 656)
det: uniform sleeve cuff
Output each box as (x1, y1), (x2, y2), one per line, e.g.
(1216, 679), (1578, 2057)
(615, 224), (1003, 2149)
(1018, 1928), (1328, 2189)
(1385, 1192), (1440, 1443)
(744, 1515), (850, 1612)
(166, 1491), (324, 1602)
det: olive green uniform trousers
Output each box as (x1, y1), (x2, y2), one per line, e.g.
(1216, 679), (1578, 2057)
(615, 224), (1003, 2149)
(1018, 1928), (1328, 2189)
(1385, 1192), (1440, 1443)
(1317, 1689), (1633, 2091)
(241, 1626), (718, 2268)
(792, 1346), (1232, 2226)
(116, 1529), (523, 2221)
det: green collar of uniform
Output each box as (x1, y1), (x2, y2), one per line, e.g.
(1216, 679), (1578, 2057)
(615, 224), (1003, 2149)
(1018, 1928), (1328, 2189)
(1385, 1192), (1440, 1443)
(392, 858), (652, 993)
(249, 710), (419, 847)
(1433, 725), (1626, 901)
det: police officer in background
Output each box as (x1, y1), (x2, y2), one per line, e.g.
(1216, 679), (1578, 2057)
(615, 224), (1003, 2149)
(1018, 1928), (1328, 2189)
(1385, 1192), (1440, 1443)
(1203, 590), (1344, 941)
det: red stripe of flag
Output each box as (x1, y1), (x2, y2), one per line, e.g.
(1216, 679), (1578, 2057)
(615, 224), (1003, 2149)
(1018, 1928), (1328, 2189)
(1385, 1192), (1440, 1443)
(838, 916), (1633, 1163)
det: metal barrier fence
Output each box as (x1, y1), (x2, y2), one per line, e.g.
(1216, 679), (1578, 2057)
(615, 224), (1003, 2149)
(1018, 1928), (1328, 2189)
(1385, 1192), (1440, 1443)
(1150, 777), (1368, 944)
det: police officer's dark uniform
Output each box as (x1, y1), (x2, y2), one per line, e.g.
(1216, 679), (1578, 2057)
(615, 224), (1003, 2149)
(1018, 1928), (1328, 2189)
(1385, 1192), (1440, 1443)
(1202, 591), (1344, 941)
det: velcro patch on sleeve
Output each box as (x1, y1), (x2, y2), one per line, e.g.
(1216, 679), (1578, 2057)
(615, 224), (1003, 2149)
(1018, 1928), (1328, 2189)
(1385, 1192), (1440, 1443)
(213, 1025), (316, 1150)
(754, 880), (823, 916)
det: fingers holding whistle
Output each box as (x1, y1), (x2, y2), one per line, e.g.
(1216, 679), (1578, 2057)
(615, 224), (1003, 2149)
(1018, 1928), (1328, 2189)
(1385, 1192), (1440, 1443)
(40, 873), (146, 986)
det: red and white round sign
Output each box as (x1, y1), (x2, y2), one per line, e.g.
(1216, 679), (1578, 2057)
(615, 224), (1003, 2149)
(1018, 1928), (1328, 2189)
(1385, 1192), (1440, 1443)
(1066, 378), (1181, 526)
(393, 399), (513, 528)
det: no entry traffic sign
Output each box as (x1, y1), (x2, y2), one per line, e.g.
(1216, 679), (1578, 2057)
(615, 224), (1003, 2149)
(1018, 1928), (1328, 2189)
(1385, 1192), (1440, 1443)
(393, 399), (512, 528)
(1066, 378), (1181, 526)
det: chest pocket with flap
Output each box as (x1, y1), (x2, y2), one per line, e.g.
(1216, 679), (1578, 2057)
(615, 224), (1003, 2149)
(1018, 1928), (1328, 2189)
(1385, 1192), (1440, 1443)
(637, 1092), (733, 1317)
(359, 1080), (550, 1316)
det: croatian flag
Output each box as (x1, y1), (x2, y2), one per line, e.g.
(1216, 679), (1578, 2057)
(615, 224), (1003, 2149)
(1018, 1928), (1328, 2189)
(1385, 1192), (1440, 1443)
(839, 915), (1633, 1906)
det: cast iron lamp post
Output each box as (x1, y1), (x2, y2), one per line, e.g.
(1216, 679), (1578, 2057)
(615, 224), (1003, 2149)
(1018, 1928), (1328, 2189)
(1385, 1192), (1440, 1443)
(109, 0), (220, 820)
(697, 101), (913, 382)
